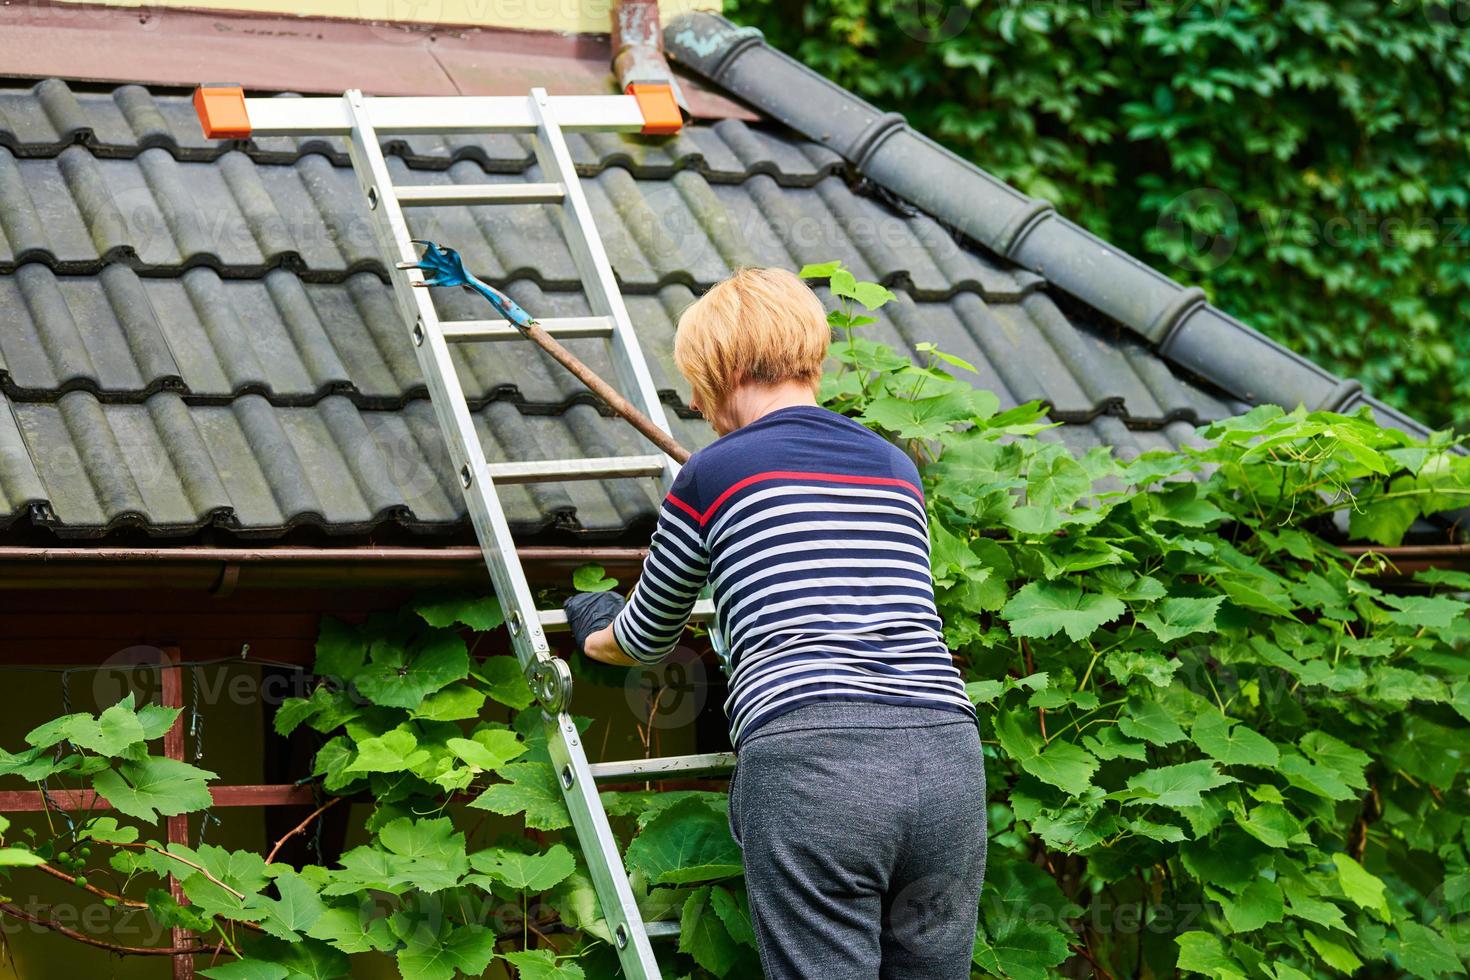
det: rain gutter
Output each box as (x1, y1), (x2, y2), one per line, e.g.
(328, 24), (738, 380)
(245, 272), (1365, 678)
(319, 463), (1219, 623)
(0, 545), (650, 592)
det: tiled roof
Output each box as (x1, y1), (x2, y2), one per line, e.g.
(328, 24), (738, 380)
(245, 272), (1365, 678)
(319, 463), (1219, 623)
(0, 41), (1440, 541)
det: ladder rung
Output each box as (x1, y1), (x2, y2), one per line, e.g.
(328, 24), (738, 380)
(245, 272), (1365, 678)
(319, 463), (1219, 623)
(589, 752), (736, 782)
(540, 598), (715, 631)
(486, 454), (664, 484)
(442, 316), (615, 342)
(644, 921), (680, 940)
(395, 182), (565, 206)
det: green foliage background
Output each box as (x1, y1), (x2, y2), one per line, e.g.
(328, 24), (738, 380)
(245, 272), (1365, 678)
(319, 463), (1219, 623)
(723, 0), (1470, 431)
(0, 270), (1468, 978)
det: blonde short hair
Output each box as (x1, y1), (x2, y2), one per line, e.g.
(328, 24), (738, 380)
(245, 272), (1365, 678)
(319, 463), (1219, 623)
(673, 268), (830, 413)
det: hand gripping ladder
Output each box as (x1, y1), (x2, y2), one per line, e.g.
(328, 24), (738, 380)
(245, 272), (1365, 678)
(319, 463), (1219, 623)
(195, 84), (734, 978)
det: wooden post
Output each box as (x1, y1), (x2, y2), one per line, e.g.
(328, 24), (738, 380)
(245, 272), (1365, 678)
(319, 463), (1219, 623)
(159, 647), (195, 980)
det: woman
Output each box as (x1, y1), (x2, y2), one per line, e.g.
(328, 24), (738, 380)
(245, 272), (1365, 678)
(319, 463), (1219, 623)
(563, 268), (987, 980)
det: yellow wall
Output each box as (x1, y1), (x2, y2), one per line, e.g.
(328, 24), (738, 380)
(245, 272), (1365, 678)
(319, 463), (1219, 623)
(46, 0), (719, 34)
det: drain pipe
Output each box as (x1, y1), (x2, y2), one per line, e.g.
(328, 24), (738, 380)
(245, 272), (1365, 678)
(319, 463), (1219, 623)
(612, 0), (689, 112)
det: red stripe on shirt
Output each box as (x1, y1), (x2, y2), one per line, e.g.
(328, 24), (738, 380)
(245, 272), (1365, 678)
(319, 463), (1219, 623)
(698, 470), (923, 526)
(665, 492), (703, 523)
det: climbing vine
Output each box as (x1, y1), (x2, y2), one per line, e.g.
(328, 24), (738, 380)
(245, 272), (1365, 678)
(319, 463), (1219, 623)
(0, 266), (1466, 978)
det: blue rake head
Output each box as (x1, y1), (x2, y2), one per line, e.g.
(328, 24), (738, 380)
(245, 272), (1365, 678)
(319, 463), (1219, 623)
(398, 240), (536, 331)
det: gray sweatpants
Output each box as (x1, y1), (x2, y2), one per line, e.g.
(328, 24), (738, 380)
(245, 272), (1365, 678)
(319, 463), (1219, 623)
(727, 701), (987, 980)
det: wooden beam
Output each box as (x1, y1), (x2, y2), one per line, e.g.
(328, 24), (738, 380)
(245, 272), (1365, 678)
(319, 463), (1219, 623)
(160, 648), (195, 980)
(0, 784), (317, 813)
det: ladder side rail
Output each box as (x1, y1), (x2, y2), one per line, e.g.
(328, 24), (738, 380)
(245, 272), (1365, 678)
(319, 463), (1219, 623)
(527, 88), (681, 491)
(339, 89), (665, 980)
(338, 90), (551, 682)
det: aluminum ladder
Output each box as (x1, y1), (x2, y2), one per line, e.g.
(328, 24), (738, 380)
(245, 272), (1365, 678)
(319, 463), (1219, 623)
(194, 84), (734, 979)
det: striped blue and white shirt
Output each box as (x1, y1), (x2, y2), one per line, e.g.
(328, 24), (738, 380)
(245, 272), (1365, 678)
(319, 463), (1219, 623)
(612, 405), (975, 747)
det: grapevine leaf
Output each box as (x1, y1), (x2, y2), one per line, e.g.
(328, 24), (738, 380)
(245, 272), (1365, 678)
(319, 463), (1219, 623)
(1388, 921), (1462, 978)
(345, 730), (428, 774)
(469, 762), (572, 830)
(476, 656), (536, 710)
(0, 847), (44, 867)
(1117, 699), (1188, 746)
(410, 684), (486, 722)
(625, 798), (743, 886)
(993, 710), (1099, 791)
(1123, 761), (1236, 810)
(1191, 712), (1280, 767)
(412, 592), (505, 632)
(680, 886), (742, 976)
(1176, 931), (1247, 979)
(92, 757), (215, 822)
(447, 729), (526, 773)
(1136, 595), (1224, 643)
(501, 949), (587, 980)
(1332, 853), (1389, 921)
(1001, 582), (1124, 641)
(709, 885), (757, 949)
(252, 871), (326, 940)
(1303, 931), (1363, 973)
(397, 924), (498, 980)
(353, 628), (468, 710)
(198, 963), (288, 980)
(1218, 878), (1284, 933)
(572, 564), (619, 592)
(860, 393), (976, 440)
(468, 843), (575, 893)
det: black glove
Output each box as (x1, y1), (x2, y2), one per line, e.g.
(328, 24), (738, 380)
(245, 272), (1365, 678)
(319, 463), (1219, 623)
(563, 591), (626, 652)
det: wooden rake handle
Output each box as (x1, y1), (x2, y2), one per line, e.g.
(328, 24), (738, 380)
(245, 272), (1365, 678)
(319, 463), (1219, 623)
(522, 320), (691, 465)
